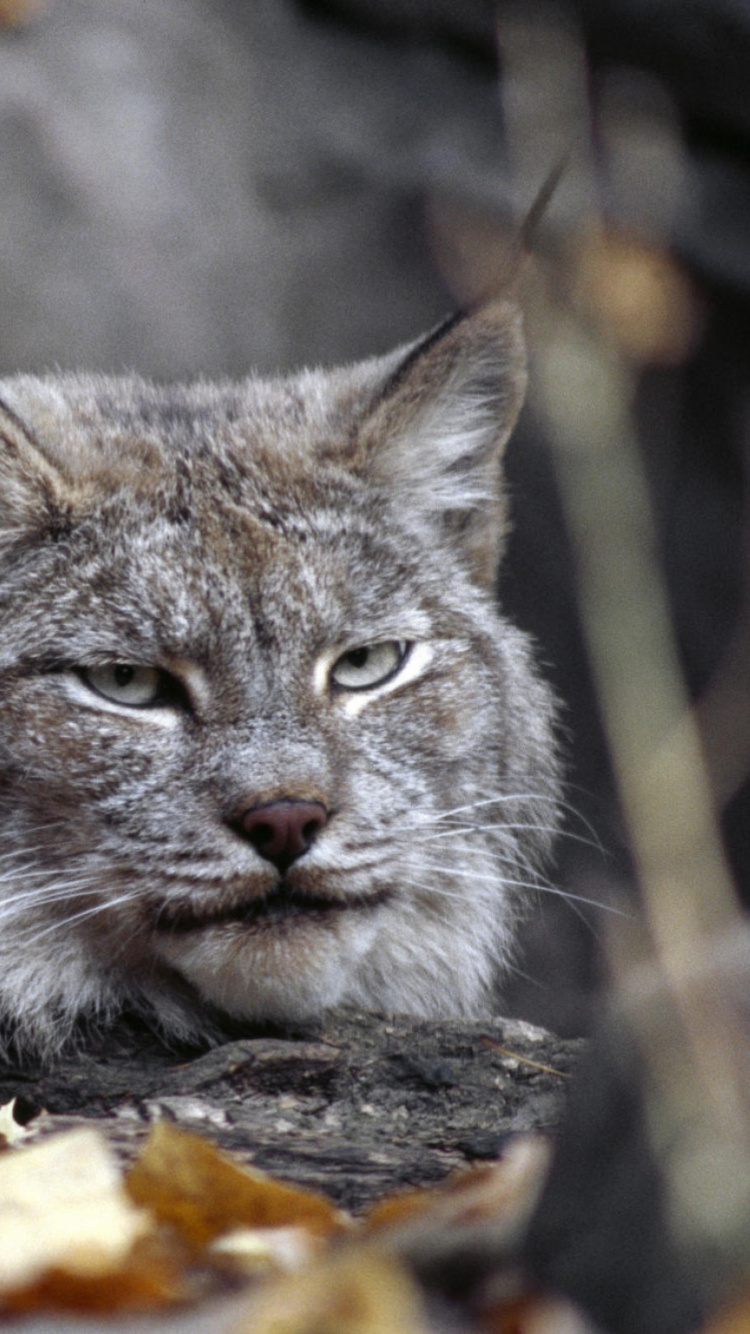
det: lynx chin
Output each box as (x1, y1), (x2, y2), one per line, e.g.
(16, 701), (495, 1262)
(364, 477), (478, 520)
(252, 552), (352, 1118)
(0, 299), (561, 1058)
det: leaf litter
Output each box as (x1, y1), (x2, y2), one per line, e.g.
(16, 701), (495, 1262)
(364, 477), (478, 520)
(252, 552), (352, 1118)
(0, 1097), (597, 1331)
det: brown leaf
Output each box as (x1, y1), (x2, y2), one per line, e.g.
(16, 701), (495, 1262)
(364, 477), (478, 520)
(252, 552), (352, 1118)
(1, 1234), (191, 1316)
(482, 1295), (597, 1333)
(364, 1134), (551, 1237)
(126, 1122), (349, 1249)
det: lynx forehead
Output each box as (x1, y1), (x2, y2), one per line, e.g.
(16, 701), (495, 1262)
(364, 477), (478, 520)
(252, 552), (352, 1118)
(0, 299), (560, 1057)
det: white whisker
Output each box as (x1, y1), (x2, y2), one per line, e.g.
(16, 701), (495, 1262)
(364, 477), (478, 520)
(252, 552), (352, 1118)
(406, 820), (559, 845)
(406, 792), (560, 825)
(30, 892), (137, 942)
(407, 863), (628, 917)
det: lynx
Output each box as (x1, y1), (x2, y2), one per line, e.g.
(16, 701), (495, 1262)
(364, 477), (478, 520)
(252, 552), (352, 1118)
(0, 298), (560, 1057)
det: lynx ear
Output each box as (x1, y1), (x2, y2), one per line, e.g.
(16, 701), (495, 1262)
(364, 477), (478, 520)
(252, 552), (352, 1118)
(356, 300), (527, 586)
(0, 396), (70, 547)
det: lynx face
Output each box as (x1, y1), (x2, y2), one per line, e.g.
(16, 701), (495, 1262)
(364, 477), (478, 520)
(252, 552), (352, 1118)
(0, 300), (560, 1056)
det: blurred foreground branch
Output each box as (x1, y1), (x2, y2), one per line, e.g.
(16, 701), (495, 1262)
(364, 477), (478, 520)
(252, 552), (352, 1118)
(533, 293), (750, 1287)
(495, 7), (750, 1320)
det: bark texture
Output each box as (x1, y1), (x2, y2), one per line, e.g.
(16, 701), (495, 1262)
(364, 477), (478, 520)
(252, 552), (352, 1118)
(2, 1009), (583, 1211)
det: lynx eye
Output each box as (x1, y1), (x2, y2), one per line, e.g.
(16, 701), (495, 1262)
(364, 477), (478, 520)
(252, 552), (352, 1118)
(330, 641), (409, 691)
(82, 664), (163, 707)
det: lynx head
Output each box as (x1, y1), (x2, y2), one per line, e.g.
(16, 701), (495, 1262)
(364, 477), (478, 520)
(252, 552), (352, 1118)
(0, 299), (560, 1057)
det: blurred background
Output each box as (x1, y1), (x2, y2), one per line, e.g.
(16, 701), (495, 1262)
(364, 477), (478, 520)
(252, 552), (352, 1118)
(1, 0), (748, 1038)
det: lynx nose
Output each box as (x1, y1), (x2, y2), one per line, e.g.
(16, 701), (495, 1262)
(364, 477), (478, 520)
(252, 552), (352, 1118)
(237, 799), (329, 872)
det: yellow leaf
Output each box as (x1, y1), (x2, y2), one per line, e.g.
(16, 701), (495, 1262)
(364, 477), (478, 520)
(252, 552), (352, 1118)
(126, 1122), (349, 1248)
(231, 1249), (431, 1334)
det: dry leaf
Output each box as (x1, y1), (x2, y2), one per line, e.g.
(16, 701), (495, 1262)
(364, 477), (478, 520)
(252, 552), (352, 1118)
(0, 1128), (150, 1292)
(231, 1248), (431, 1334)
(209, 1224), (321, 1276)
(126, 1122), (349, 1249)
(483, 1295), (598, 1334)
(364, 1134), (552, 1238)
(2, 1234), (190, 1316)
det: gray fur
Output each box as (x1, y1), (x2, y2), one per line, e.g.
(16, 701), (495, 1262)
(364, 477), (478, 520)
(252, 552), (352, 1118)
(0, 299), (561, 1057)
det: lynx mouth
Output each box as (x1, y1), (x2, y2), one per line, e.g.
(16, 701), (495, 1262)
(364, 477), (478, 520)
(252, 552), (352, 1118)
(154, 884), (392, 935)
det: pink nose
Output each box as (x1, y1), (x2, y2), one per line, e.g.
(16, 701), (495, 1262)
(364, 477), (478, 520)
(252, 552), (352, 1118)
(237, 800), (329, 871)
